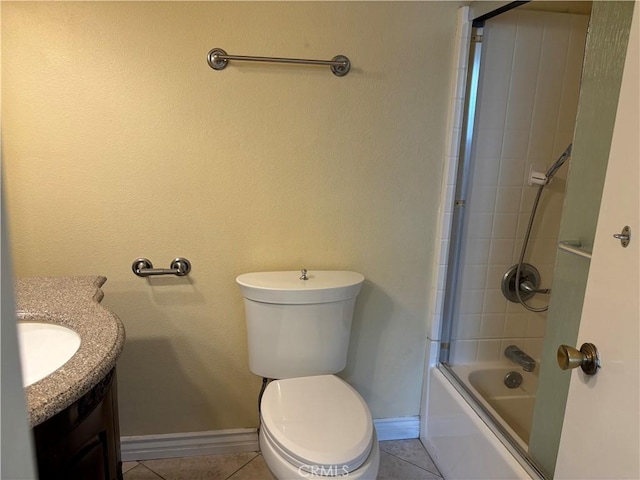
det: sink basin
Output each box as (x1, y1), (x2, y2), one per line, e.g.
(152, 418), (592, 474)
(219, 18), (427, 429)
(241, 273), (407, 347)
(17, 323), (81, 387)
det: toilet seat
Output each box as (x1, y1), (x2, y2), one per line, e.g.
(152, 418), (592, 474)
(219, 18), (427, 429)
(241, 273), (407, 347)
(260, 375), (374, 475)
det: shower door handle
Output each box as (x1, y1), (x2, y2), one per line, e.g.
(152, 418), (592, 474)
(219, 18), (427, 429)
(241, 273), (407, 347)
(557, 343), (600, 375)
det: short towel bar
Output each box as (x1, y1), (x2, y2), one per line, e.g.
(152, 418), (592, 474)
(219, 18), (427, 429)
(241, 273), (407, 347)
(132, 258), (192, 277)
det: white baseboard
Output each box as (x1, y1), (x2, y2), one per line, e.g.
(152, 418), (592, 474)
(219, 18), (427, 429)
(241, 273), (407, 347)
(373, 416), (420, 441)
(120, 429), (258, 462)
(121, 417), (420, 462)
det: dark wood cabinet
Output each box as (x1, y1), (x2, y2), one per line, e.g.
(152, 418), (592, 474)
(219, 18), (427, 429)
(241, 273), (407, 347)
(33, 369), (123, 480)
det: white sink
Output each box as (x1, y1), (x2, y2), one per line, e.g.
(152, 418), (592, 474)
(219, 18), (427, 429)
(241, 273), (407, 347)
(17, 322), (81, 387)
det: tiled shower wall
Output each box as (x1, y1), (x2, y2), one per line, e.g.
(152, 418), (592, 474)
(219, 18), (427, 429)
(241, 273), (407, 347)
(447, 10), (589, 364)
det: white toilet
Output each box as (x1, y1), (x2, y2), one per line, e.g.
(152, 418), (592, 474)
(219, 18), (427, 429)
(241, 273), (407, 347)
(236, 270), (380, 479)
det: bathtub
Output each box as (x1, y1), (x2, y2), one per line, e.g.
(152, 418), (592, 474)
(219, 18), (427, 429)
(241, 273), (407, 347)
(452, 363), (538, 450)
(423, 365), (541, 480)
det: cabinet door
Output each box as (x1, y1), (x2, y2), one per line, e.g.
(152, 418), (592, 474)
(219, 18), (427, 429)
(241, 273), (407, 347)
(62, 433), (110, 480)
(34, 370), (122, 480)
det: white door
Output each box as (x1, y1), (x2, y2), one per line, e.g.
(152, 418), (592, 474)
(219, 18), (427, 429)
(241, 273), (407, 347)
(554, 3), (639, 479)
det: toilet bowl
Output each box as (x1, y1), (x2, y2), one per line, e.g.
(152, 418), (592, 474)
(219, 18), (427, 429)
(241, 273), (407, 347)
(259, 375), (379, 479)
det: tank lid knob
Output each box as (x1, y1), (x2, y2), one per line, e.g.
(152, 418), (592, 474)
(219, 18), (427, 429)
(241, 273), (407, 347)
(300, 269), (309, 280)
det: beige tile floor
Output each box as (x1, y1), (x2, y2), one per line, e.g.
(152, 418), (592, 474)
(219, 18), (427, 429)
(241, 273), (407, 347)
(123, 439), (442, 480)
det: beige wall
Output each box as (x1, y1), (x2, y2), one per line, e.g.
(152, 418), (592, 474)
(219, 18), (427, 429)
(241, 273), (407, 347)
(2, 1), (461, 435)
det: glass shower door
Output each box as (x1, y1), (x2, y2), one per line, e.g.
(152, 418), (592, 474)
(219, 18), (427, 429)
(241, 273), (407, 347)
(438, 1), (636, 478)
(436, 2), (615, 477)
(528, 1), (636, 475)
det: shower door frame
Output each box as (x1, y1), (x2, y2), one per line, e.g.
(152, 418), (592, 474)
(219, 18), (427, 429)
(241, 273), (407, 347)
(437, 22), (483, 366)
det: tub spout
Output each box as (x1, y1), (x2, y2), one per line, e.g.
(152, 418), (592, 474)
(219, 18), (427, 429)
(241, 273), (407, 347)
(504, 345), (536, 372)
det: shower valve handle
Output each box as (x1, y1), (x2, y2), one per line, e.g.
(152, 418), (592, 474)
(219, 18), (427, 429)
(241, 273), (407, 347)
(519, 280), (550, 295)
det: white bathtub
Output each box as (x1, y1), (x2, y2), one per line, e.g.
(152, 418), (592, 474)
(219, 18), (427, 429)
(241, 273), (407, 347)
(452, 363), (538, 450)
(423, 366), (539, 480)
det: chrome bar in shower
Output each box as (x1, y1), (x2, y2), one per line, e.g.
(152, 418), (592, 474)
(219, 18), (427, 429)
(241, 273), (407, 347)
(558, 241), (592, 259)
(207, 48), (351, 77)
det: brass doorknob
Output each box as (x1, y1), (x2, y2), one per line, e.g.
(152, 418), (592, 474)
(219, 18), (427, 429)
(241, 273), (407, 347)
(557, 343), (600, 375)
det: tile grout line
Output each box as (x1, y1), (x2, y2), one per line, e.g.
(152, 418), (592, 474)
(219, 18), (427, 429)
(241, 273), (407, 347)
(122, 461), (141, 475)
(223, 452), (261, 480)
(138, 462), (171, 480)
(379, 449), (443, 478)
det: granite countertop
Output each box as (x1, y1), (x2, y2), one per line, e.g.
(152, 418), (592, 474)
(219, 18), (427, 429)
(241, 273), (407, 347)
(15, 276), (126, 427)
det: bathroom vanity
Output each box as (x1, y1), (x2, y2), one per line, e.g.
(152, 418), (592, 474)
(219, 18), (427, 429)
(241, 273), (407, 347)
(15, 276), (126, 480)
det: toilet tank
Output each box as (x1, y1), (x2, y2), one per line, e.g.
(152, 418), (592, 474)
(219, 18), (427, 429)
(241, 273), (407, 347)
(236, 270), (365, 379)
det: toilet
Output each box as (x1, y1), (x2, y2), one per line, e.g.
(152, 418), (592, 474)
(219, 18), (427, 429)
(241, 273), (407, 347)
(236, 270), (380, 479)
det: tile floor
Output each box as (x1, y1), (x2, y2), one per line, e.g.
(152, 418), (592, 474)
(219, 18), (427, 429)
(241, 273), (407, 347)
(122, 439), (442, 480)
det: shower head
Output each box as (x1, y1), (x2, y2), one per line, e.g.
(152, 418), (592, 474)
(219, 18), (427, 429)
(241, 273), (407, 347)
(545, 143), (573, 180)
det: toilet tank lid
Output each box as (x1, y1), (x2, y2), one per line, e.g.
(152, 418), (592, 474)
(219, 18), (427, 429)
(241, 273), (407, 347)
(236, 270), (364, 304)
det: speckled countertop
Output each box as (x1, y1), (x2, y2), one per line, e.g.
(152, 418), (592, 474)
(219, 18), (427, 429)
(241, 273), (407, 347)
(15, 276), (126, 427)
